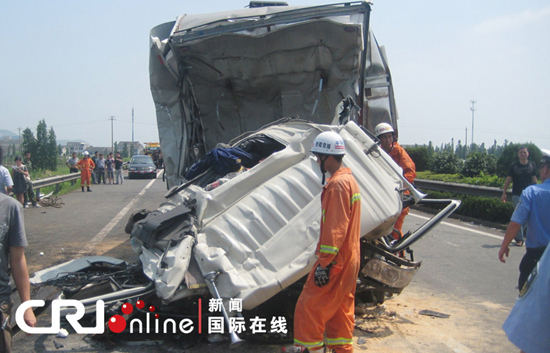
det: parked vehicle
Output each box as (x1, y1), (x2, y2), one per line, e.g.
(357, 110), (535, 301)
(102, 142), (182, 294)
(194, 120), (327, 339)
(128, 155), (157, 179)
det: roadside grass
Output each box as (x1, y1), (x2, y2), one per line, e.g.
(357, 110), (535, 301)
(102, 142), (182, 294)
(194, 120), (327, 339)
(32, 159), (81, 196)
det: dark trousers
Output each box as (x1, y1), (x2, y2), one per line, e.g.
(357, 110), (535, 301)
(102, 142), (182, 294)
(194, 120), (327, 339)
(96, 169), (105, 184)
(518, 246), (546, 291)
(23, 181), (37, 206)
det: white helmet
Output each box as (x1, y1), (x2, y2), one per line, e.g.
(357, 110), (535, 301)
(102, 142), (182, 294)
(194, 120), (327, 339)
(311, 131), (345, 156)
(83, 151), (89, 156)
(374, 122), (395, 137)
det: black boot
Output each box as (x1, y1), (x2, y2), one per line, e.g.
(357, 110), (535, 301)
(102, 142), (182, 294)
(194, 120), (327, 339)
(87, 186), (92, 192)
(82, 187), (85, 192)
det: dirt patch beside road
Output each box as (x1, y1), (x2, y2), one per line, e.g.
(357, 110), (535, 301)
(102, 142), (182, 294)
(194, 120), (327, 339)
(353, 284), (516, 352)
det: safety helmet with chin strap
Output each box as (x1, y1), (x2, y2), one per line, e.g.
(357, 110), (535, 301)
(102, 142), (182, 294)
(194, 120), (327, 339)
(374, 122), (395, 138)
(311, 131), (346, 156)
(311, 131), (345, 184)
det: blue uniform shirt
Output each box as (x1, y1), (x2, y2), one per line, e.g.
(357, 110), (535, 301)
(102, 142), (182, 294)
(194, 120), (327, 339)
(503, 246), (550, 352)
(510, 179), (550, 248)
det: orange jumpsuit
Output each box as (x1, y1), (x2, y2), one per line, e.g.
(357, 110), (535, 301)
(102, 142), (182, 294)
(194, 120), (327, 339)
(294, 167), (361, 353)
(389, 142), (416, 239)
(77, 158), (95, 187)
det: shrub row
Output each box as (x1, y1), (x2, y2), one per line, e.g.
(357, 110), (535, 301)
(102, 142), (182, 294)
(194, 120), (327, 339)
(418, 190), (515, 225)
(416, 171), (504, 187)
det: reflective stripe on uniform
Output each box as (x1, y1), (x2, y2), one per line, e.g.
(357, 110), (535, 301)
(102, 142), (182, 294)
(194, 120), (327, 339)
(326, 337), (353, 345)
(320, 245), (338, 255)
(351, 193), (361, 206)
(322, 208), (326, 224)
(294, 338), (324, 348)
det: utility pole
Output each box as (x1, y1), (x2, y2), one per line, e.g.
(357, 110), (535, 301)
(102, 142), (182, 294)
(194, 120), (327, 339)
(470, 100), (476, 146)
(109, 116), (116, 154)
(132, 107), (135, 143)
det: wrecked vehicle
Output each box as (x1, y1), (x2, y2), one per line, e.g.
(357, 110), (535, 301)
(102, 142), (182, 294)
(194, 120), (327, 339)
(29, 1), (460, 346)
(31, 119), (459, 345)
(150, 1), (401, 188)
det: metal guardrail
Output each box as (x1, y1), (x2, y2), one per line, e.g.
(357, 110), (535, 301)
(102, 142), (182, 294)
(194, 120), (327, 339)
(30, 174), (508, 200)
(414, 179), (511, 199)
(32, 173), (81, 196)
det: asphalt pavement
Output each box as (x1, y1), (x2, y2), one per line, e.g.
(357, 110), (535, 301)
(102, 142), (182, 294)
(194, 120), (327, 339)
(11, 174), (524, 352)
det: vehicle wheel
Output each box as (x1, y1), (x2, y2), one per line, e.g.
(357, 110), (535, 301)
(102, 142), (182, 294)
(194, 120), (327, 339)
(128, 174), (133, 179)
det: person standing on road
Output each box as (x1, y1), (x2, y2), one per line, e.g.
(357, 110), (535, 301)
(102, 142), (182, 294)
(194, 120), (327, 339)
(114, 152), (124, 185)
(10, 157), (29, 207)
(22, 151), (38, 208)
(105, 153), (114, 185)
(0, 147), (14, 195)
(95, 154), (106, 184)
(0, 192), (37, 352)
(158, 150), (164, 169)
(501, 147), (538, 247)
(374, 123), (416, 241)
(294, 131), (361, 353)
(66, 152), (79, 173)
(499, 149), (550, 292)
(77, 151), (95, 192)
(502, 244), (550, 353)
(91, 151), (99, 184)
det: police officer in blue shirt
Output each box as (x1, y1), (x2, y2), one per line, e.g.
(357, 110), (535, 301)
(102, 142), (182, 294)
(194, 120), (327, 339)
(503, 245), (550, 353)
(499, 149), (550, 291)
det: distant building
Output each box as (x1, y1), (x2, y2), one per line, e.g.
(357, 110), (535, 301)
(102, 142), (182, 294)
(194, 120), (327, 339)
(66, 142), (91, 154)
(116, 141), (144, 155)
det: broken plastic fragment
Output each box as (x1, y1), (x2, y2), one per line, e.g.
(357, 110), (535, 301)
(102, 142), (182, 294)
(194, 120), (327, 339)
(418, 309), (450, 318)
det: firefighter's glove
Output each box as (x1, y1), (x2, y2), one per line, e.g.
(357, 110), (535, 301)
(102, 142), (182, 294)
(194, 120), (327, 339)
(314, 264), (331, 287)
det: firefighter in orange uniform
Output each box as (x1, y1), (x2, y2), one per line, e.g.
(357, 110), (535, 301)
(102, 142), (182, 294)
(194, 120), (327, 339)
(375, 123), (416, 240)
(294, 131), (361, 353)
(77, 151), (95, 192)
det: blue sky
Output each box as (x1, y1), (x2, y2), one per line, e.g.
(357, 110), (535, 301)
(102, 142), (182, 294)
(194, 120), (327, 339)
(1, 0), (549, 149)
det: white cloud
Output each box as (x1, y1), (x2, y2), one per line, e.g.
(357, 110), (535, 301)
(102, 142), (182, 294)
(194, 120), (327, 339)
(474, 6), (550, 34)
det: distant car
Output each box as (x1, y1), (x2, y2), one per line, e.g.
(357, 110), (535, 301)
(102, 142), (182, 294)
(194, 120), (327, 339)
(128, 155), (157, 179)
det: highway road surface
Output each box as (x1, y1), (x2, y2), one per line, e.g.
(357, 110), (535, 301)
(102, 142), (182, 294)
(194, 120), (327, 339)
(12, 171), (523, 352)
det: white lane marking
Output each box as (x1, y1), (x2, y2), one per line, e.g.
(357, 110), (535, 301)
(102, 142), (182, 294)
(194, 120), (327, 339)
(79, 170), (163, 255)
(409, 213), (505, 240)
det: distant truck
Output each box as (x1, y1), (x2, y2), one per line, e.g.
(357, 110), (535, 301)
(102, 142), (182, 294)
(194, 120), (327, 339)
(143, 142), (161, 156)
(149, 1), (400, 188)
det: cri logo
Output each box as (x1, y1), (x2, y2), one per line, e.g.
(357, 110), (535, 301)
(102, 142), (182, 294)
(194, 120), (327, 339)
(16, 299), (163, 334)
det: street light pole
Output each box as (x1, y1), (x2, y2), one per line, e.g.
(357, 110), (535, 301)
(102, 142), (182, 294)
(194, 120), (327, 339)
(109, 116), (116, 154)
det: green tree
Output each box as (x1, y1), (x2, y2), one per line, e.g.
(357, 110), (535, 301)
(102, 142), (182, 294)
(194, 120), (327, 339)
(47, 127), (58, 170)
(122, 142), (128, 158)
(34, 120), (49, 170)
(431, 151), (462, 174)
(461, 152), (496, 177)
(405, 146), (430, 172)
(21, 128), (37, 158)
(21, 120), (58, 171)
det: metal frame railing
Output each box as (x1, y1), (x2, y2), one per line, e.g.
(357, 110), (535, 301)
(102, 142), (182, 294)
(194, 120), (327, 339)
(414, 179), (511, 199)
